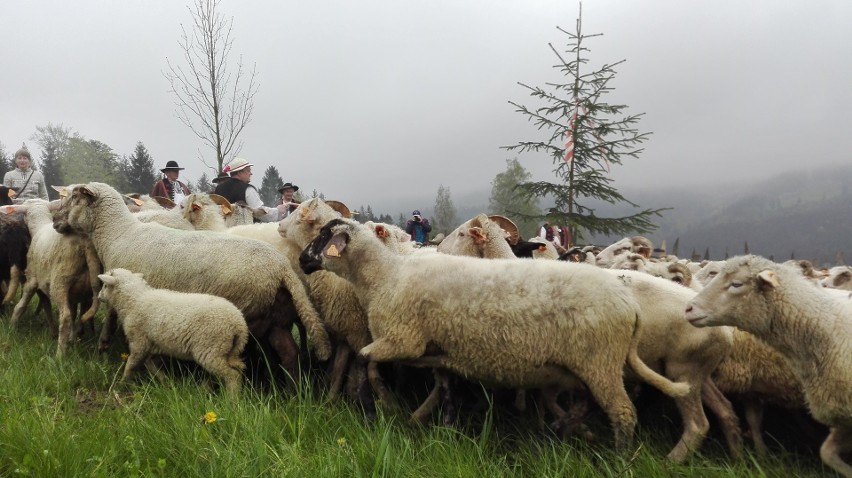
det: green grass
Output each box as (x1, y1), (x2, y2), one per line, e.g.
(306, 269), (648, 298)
(0, 309), (832, 477)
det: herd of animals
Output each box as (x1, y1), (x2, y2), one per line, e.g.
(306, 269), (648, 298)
(1, 182), (852, 476)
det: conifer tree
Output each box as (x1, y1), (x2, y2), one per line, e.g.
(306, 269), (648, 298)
(258, 165), (283, 206)
(0, 142), (14, 180)
(432, 184), (458, 235)
(195, 172), (212, 193)
(124, 141), (158, 194)
(505, 5), (667, 242)
(489, 158), (541, 239)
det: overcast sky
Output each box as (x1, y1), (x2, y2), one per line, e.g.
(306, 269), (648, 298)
(2, 0), (851, 214)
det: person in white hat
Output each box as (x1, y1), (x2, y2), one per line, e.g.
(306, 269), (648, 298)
(2, 145), (49, 204)
(213, 158), (280, 222)
(150, 160), (191, 203)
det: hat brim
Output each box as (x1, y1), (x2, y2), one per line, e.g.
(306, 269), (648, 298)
(161, 168), (185, 173)
(278, 185), (299, 193)
(229, 163), (253, 173)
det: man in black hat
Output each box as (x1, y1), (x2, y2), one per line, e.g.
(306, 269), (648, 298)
(274, 182), (301, 219)
(151, 160), (191, 203)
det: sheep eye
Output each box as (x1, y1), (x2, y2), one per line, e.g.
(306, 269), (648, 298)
(729, 281), (743, 289)
(672, 277), (683, 283)
(708, 271), (718, 277)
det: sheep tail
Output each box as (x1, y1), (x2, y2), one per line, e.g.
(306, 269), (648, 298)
(280, 266), (332, 361)
(627, 312), (691, 398)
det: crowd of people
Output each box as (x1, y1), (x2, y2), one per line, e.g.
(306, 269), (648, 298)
(5, 149), (431, 233)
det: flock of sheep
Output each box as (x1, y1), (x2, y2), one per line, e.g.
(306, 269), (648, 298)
(1, 182), (852, 476)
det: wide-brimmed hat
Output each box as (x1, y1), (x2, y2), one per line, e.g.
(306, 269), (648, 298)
(223, 157), (253, 174)
(211, 171), (230, 184)
(278, 182), (299, 194)
(160, 160), (185, 172)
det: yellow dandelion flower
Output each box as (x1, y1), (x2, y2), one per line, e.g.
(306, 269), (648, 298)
(120, 353), (129, 361)
(336, 437), (347, 446)
(202, 411), (218, 424)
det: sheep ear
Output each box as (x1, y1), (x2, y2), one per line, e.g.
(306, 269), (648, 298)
(51, 185), (68, 198)
(757, 270), (779, 289)
(80, 186), (98, 199)
(469, 227), (486, 242)
(191, 202), (202, 212)
(374, 225), (389, 239)
(98, 274), (116, 285)
(207, 194), (232, 216)
(322, 233), (348, 258)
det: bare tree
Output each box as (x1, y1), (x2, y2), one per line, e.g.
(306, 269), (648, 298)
(165, 0), (259, 173)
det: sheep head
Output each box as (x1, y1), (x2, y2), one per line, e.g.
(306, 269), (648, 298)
(300, 218), (354, 275)
(685, 255), (781, 333)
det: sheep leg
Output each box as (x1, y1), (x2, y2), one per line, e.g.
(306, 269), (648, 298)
(820, 426), (852, 478)
(743, 400), (769, 457)
(411, 374), (443, 424)
(80, 242), (101, 323)
(437, 370), (458, 426)
(201, 356), (244, 397)
(10, 279), (39, 328)
(99, 308), (118, 351)
(353, 356), (377, 420)
(55, 288), (75, 357)
(2, 264), (21, 304)
(328, 340), (353, 401)
(34, 291), (55, 330)
(701, 378), (744, 459)
(267, 324), (301, 386)
(574, 366), (637, 452)
(294, 321), (309, 365)
(123, 350), (148, 381)
(367, 360), (399, 410)
(666, 389), (710, 463)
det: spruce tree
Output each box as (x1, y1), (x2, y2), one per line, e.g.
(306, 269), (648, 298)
(194, 172), (212, 193)
(504, 5), (667, 242)
(124, 141), (158, 194)
(489, 158), (542, 239)
(258, 166), (284, 206)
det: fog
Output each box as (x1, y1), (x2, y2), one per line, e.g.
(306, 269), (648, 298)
(2, 0), (850, 216)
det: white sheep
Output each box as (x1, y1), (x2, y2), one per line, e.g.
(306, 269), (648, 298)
(278, 200), (396, 410)
(438, 214), (738, 460)
(595, 236), (653, 267)
(301, 218), (690, 452)
(9, 199), (102, 356)
(686, 255), (852, 477)
(52, 182), (331, 383)
(98, 268), (248, 395)
(821, 265), (852, 291)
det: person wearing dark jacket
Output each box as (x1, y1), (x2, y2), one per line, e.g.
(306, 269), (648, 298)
(150, 161), (191, 203)
(405, 209), (432, 244)
(213, 158), (278, 222)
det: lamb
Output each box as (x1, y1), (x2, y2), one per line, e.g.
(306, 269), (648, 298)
(685, 255), (852, 477)
(98, 268), (248, 395)
(9, 199), (102, 356)
(52, 182), (331, 382)
(300, 218), (690, 452)
(821, 265), (852, 291)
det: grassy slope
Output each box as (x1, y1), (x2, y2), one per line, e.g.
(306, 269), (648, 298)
(0, 310), (831, 478)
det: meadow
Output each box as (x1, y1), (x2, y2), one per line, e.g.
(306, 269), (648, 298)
(0, 310), (832, 478)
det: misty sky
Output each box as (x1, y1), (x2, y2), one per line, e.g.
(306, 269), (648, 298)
(2, 0), (851, 215)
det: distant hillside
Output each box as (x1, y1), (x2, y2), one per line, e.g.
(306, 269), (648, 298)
(589, 165), (852, 266)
